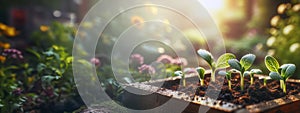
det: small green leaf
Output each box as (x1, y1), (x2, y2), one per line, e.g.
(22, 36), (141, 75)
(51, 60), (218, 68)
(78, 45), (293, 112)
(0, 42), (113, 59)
(282, 64), (296, 79)
(269, 72), (282, 80)
(41, 75), (61, 84)
(196, 67), (206, 79)
(218, 71), (231, 80)
(240, 54), (256, 70)
(244, 71), (251, 77)
(216, 53), (236, 68)
(197, 49), (214, 66)
(250, 69), (263, 74)
(228, 59), (242, 71)
(265, 55), (280, 72)
(174, 71), (183, 77)
(26, 49), (41, 59)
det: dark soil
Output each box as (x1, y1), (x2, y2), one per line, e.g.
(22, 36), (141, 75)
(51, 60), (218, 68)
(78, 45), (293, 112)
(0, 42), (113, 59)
(159, 74), (300, 106)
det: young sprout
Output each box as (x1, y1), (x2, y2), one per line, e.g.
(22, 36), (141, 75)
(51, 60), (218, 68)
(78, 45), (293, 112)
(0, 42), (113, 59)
(197, 49), (235, 82)
(245, 69), (263, 85)
(174, 71), (186, 87)
(265, 56), (296, 93)
(259, 76), (271, 86)
(228, 54), (256, 91)
(196, 67), (206, 86)
(218, 69), (235, 90)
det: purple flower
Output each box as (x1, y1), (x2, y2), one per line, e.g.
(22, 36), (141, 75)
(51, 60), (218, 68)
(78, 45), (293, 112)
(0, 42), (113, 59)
(138, 64), (156, 75)
(156, 55), (174, 64)
(12, 88), (22, 95)
(90, 57), (101, 66)
(173, 57), (188, 66)
(130, 54), (144, 65)
(2, 49), (23, 60)
(43, 87), (54, 97)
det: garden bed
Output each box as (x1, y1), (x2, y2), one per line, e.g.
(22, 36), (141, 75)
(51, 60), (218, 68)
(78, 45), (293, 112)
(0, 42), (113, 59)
(122, 73), (300, 113)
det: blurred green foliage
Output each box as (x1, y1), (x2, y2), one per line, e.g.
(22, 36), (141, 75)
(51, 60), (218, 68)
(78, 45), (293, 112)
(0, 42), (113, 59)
(266, 0), (300, 78)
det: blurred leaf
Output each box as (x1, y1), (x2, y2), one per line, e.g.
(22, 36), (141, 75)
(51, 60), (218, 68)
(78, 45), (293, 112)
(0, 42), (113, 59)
(240, 54), (256, 70)
(37, 63), (46, 72)
(41, 75), (61, 84)
(216, 53), (236, 68)
(26, 49), (41, 60)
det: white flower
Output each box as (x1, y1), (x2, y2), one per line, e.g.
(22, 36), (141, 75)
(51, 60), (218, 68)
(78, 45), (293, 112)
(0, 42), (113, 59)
(270, 16), (280, 26)
(293, 4), (300, 12)
(283, 25), (294, 35)
(267, 37), (276, 47)
(290, 43), (300, 53)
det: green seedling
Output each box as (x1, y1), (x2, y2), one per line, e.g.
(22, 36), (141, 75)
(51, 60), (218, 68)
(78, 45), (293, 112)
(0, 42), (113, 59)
(245, 69), (263, 85)
(228, 54), (256, 91)
(265, 56), (296, 93)
(197, 49), (235, 82)
(259, 76), (271, 86)
(218, 69), (236, 90)
(174, 71), (186, 87)
(196, 67), (206, 86)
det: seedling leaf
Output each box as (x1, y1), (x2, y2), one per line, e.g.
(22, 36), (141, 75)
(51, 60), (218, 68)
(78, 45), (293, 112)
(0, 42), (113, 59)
(283, 64), (296, 79)
(174, 71), (183, 77)
(250, 69), (263, 74)
(265, 56), (280, 72)
(244, 71), (250, 76)
(197, 49), (213, 66)
(269, 72), (282, 80)
(216, 53), (236, 68)
(196, 67), (206, 80)
(228, 59), (242, 71)
(240, 54), (256, 70)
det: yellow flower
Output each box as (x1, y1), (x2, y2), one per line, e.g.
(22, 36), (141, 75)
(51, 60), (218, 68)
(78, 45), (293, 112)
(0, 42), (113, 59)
(270, 16), (280, 27)
(131, 16), (144, 29)
(0, 23), (7, 30)
(0, 42), (10, 49)
(0, 56), (5, 63)
(3, 43), (10, 49)
(28, 77), (34, 84)
(40, 25), (49, 32)
(5, 27), (18, 37)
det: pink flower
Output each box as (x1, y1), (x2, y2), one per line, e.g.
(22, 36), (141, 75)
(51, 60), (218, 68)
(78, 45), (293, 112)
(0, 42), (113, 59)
(130, 54), (144, 65)
(173, 57), (188, 66)
(156, 55), (174, 64)
(90, 57), (101, 66)
(2, 48), (23, 60)
(138, 64), (156, 75)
